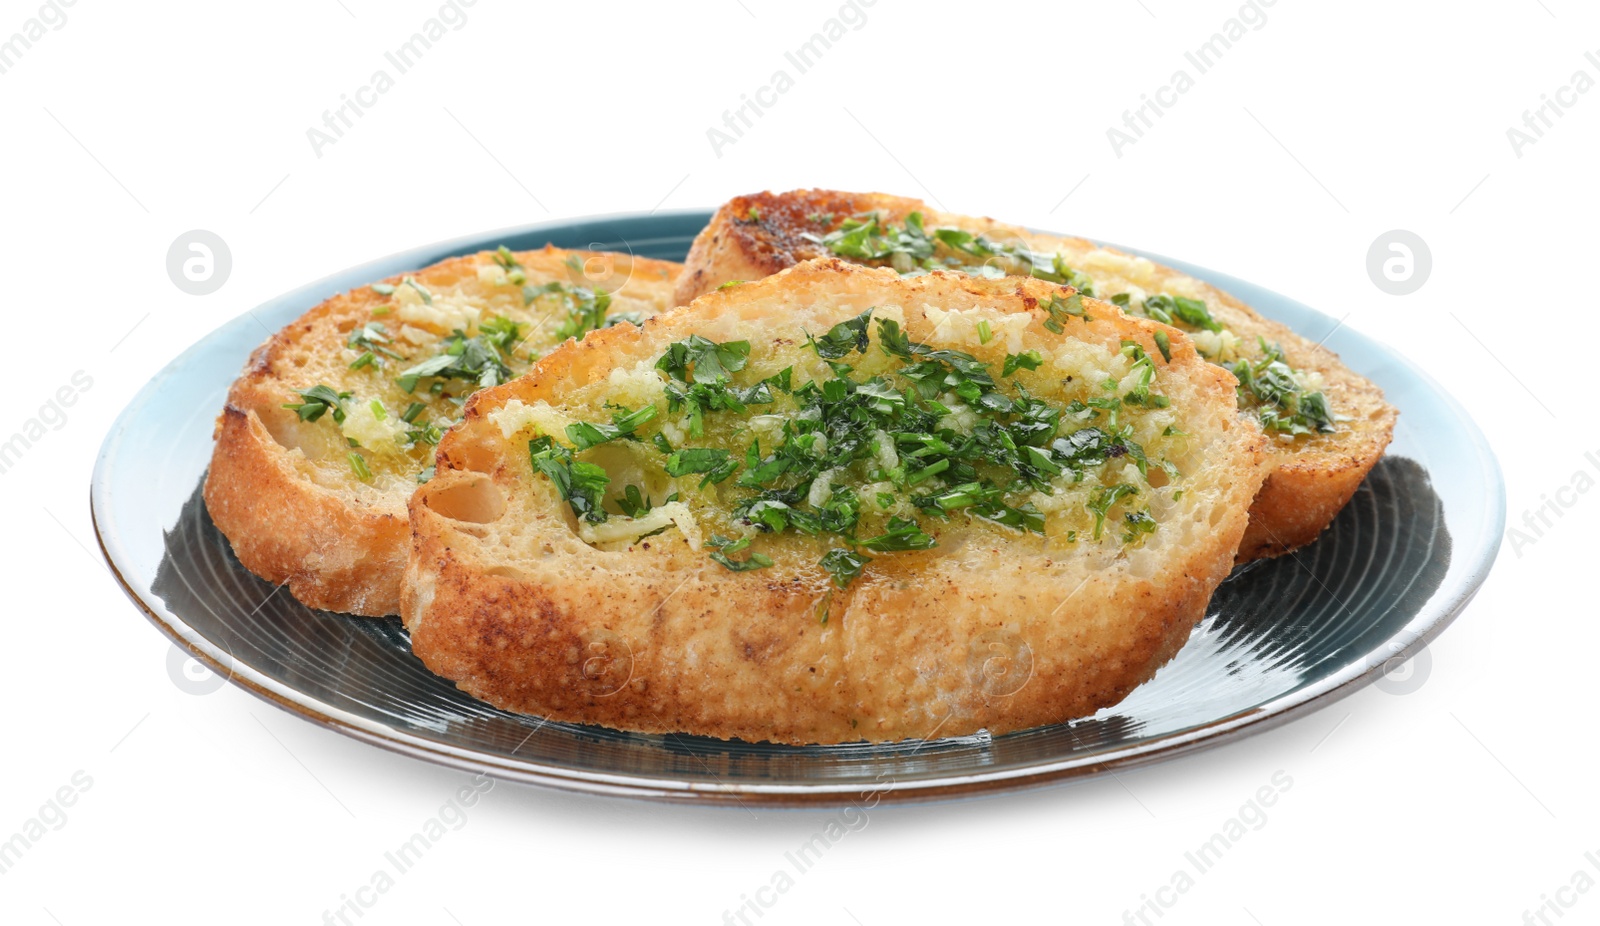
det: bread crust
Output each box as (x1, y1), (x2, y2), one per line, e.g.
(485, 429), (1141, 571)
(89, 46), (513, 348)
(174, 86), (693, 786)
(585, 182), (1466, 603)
(404, 259), (1270, 744)
(204, 246), (682, 616)
(676, 190), (1397, 561)
(207, 403), (412, 615)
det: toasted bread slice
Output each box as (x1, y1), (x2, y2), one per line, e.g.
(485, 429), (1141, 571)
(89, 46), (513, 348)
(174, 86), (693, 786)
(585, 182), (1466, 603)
(204, 246), (681, 616)
(677, 190), (1397, 560)
(404, 258), (1270, 744)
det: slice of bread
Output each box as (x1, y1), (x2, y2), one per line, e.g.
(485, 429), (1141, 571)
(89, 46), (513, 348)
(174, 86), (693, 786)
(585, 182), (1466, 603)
(204, 246), (681, 616)
(676, 190), (1397, 560)
(404, 258), (1270, 744)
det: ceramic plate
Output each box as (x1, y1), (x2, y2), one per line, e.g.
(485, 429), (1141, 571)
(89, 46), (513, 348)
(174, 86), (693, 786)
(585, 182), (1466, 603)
(92, 211), (1504, 805)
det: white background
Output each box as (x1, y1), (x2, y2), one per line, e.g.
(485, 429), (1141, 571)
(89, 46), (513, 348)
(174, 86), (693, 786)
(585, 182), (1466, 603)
(2, 0), (1594, 923)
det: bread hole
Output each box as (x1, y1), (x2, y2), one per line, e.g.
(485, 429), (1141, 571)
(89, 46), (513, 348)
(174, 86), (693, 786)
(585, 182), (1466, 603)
(585, 443), (670, 507)
(256, 408), (329, 457)
(425, 475), (507, 524)
(486, 565), (530, 581)
(448, 438), (502, 475)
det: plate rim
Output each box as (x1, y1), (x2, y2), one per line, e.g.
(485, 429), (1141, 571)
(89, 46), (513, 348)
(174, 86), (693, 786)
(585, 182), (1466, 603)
(91, 210), (1506, 806)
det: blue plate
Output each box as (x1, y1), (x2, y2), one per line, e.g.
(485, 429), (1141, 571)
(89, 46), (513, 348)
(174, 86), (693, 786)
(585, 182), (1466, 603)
(91, 211), (1505, 805)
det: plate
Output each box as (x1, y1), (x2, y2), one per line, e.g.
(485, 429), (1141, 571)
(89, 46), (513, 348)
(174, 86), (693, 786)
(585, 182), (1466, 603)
(92, 211), (1505, 805)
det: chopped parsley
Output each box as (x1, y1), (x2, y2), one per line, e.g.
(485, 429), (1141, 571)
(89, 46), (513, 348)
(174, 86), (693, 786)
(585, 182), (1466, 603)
(1153, 330), (1172, 363)
(553, 285), (614, 341)
(401, 277), (433, 304)
(1123, 294), (1335, 435)
(819, 548), (871, 589)
(283, 385), (350, 424)
(708, 534), (773, 572)
(566, 405), (658, 451)
(529, 435), (610, 524)
(800, 213), (1341, 439)
(1087, 483), (1139, 541)
(525, 310), (1179, 587)
(296, 259), (659, 486)
(664, 447), (740, 488)
(492, 246), (529, 286)
(1043, 293), (1090, 333)
(397, 328), (516, 392)
(803, 211), (1098, 292)
(347, 321), (404, 365)
(1232, 337), (1336, 435)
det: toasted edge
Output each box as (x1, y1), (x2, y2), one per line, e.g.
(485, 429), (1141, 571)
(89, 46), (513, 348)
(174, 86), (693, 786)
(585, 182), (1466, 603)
(203, 246), (682, 616)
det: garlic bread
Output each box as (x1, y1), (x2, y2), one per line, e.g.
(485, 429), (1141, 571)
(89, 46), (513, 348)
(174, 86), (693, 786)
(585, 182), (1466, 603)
(204, 246), (681, 616)
(404, 258), (1269, 744)
(676, 190), (1397, 560)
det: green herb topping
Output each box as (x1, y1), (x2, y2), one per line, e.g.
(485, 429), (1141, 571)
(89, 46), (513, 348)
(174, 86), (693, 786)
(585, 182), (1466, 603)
(802, 211), (1337, 437)
(525, 309), (1175, 587)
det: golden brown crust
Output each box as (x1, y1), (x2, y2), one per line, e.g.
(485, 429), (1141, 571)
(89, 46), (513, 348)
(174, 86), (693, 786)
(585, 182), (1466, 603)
(674, 190), (897, 304)
(205, 404), (411, 614)
(676, 190), (1398, 560)
(405, 259), (1270, 744)
(204, 246), (682, 616)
